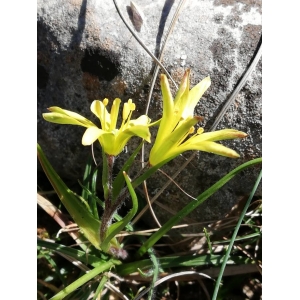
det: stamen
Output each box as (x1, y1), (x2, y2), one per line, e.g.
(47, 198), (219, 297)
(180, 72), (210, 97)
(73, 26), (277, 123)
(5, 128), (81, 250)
(122, 102), (130, 120)
(122, 99), (136, 129)
(188, 126), (195, 134)
(178, 126), (195, 145)
(103, 98), (109, 106)
(128, 99), (136, 111)
(197, 127), (204, 135)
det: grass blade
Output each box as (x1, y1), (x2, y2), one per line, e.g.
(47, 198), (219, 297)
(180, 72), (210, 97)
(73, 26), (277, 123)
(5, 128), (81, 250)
(37, 239), (110, 267)
(50, 259), (121, 300)
(137, 157), (262, 257)
(211, 169), (262, 300)
(116, 253), (251, 276)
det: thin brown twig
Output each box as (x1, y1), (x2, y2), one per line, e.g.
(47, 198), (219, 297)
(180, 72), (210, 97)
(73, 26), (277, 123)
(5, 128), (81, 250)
(37, 279), (61, 294)
(197, 278), (211, 300)
(131, 154), (194, 225)
(37, 193), (85, 248)
(137, 34), (263, 226)
(139, 0), (188, 229)
(112, 0), (177, 88)
(142, 180), (162, 227)
(158, 168), (197, 200)
(125, 264), (259, 283)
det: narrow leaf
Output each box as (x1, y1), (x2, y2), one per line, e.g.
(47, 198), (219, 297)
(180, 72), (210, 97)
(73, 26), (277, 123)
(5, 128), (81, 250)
(116, 253), (251, 276)
(211, 169), (262, 300)
(50, 260), (121, 300)
(137, 157), (262, 257)
(37, 239), (109, 268)
(81, 157), (99, 218)
(81, 157), (92, 200)
(37, 143), (102, 249)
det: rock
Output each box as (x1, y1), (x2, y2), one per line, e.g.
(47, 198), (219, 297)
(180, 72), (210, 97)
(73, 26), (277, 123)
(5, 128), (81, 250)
(37, 0), (262, 233)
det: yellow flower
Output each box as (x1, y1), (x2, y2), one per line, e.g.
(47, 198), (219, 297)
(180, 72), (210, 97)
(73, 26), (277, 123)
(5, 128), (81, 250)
(43, 98), (151, 156)
(149, 70), (247, 166)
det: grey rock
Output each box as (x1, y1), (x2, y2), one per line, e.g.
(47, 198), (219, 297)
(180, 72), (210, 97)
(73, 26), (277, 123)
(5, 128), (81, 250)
(37, 0), (262, 235)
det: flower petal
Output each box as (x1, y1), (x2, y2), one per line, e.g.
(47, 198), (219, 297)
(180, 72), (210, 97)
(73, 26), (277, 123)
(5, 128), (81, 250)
(173, 70), (191, 120)
(91, 100), (111, 130)
(82, 126), (104, 145)
(110, 98), (121, 130)
(160, 75), (175, 129)
(150, 75), (176, 156)
(149, 116), (200, 165)
(179, 140), (240, 158)
(181, 76), (211, 119)
(173, 69), (190, 111)
(187, 129), (247, 144)
(43, 112), (86, 126)
(128, 115), (151, 126)
(98, 132), (118, 155)
(45, 107), (95, 127)
(126, 125), (151, 143)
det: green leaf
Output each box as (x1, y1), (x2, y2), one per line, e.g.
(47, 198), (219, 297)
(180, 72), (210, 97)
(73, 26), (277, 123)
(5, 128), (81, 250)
(37, 239), (109, 267)
(81, 157), (92, 200)
(137, 157), (262, 257)
(50, 259), (121, 300)
(37, 143), (102, 250)
(92, 275), (109, 300)
(116, 253), (252, 276)
(90, 167), (100, 218)
(81, 156), (99, 219)
(211, 169), (262, 300)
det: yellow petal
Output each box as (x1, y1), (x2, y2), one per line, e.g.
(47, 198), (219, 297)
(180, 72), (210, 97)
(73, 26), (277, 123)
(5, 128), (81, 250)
(43, 112), (86, 126)
(129, 115), (151, 126)
(45, 107), (95, 127)
(149, 116), (199, 166)
(98, 132), (118, 155)
(173, 70), (190, 118)
(181, 76), (211, 119)
(180, 141), (240, 158)
(110, 98), (121, 130)
(91, 100), (111, 130)
(174, 69), (190, 105)
(127, 125), (151, 143)
(150, 75), (176, 156)
(82, 127), (103, 145)
(188, 129), (247, 143)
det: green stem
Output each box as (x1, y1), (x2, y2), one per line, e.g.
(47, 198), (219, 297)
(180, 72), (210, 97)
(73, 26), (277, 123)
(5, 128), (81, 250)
(147, 247), (160, 300)
(203, 227), (213, 254)
(101, 172), (139, 254)
(100, 152), (115, 241)
(211, 169), (262, 300)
